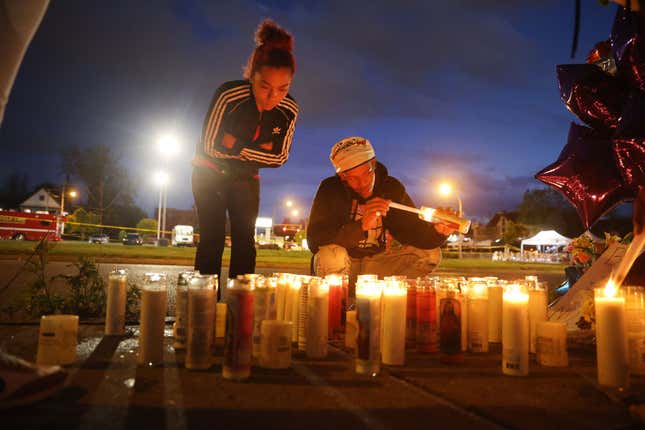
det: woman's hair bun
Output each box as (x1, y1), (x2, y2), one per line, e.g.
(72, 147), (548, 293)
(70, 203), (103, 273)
(254, 18), (293, 51)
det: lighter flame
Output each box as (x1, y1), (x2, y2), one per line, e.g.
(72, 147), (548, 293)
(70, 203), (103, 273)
(420, 207), (436, 222)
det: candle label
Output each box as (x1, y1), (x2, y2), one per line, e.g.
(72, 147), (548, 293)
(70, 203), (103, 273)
(357, 299), (372, 360)
(416, 289), (438, 352)
(440, 297), (461, 354)
(224, 289), (254, 371)
(503, 349), (522, 371)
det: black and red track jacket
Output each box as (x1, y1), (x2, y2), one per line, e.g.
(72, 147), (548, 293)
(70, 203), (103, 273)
(307, 162), (448, 258)
(193, 80), (298, 178)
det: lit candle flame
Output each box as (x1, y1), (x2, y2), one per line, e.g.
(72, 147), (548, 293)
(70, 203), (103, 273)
(604, 279), (617, 298)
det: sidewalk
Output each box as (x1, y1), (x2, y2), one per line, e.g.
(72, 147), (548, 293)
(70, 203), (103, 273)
(2, 324), (643, 430)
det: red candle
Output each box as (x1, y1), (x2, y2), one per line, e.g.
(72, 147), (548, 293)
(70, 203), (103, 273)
(416, 278), (438, 353)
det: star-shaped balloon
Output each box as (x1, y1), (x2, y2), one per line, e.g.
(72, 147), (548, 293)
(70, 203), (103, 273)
(536, 123), (633, 229)
(611, 6), (645, 93)
(613, 137), (645, 192)
(615, 88), (645, 137)
(557, 64), (626, 132)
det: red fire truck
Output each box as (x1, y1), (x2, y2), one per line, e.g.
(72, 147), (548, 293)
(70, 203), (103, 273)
(0, 210), (66, 241)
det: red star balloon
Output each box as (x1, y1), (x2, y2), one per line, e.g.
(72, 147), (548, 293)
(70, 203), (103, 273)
(557, 64), (626, 132)
(613, 137), (645, 193)
(615, 89), (645, 138)
(611, 7), (645, 93)
(535, 123), (634, 229)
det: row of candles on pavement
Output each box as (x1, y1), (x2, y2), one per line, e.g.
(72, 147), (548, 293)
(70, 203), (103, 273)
(34, 270), (645, 390)
(104, 271), (565, 379)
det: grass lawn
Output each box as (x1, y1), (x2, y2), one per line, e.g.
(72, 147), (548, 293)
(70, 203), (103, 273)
(0, 239), (566, 276)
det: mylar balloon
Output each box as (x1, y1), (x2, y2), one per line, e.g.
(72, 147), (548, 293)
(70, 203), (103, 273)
(535, 123), (633, 229)
(611, 6), (645, 92)
(613, 137), (645, 193)
(556, 64), (626, 131)
(615, 89), (645, 138)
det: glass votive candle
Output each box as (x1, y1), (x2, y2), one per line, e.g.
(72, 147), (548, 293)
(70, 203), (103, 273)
(36, 314), (79, 365)
(535, 321), (568, 367)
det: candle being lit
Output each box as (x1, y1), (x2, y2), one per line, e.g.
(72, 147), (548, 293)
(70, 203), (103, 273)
(594, 280), (629, 388)
(502, 284), (529, 376)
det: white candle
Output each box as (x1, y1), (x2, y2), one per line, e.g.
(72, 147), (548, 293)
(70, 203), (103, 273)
(287, 277), (302, 342)
(356, 280), (383, 375)
(468, 282), (489, 353)
(306, 280), (329, 359)
(260, 320), (292, 369)
(252, 284), (273, 358)
(460, 282), (469, 352)
(186, 275), (216, 370)
(215, 302), (227, 338)
(381, 280), (407, 365)
(502, 284), (529, 376)
(595, 283), (629, 388)
(105, 269), (127, 336)
(528, 283), (547, 354)
(138, 273), (168, 366)
(536, 321), (568, 367)
(346, 310), (358, 348)
(297, 277), (313, 352)
(36, 314), (79, 365)
(487, 284), (503, 343)
(275, 273), (289, 321)
(625, 286), (645, 375)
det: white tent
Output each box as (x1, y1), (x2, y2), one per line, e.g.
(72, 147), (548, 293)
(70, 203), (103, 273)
(520, 230), (572, 254)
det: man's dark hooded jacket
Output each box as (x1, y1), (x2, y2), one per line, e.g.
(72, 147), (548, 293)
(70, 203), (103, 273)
(307, 162), (448, 258)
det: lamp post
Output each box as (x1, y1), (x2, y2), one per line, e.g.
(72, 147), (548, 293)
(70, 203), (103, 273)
(154, 171), (169, 243)
(59, 185), (77, 235)
(438, 181), (464, 259)
(155, 133), (179, 244)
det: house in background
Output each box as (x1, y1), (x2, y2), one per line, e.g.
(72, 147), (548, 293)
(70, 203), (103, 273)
(19, 187), (60, 214)
(471, 211), (520, 242)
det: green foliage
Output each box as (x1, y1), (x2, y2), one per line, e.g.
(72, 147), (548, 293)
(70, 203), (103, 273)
(54, 257), (106, 318)
(517, 188), (582, 237)
(20, 240), (65, 316)
(293, 229), (306, 245)
(136, 218), (158, 239)
(61, 144), (136, 224)
(502, 220), (529, 244)
(118, 230), (127, 240)
(126, 281), (141, 321)
(103, 203), (148, 229)
(66, 207), (100, 240)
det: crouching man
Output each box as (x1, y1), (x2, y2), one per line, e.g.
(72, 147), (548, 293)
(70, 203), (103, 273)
(307, 136), (458, 296)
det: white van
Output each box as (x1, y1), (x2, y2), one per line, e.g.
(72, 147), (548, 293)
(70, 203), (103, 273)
(171, 225), (194, 246)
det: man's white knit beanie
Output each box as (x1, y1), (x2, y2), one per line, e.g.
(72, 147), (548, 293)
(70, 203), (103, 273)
(329, 136), (376, 173)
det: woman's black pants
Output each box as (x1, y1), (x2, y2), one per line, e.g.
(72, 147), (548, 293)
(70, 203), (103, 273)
(192, 166), (259, 299)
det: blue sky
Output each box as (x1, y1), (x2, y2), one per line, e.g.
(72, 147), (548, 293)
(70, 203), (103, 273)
(0, 0), (621, 223)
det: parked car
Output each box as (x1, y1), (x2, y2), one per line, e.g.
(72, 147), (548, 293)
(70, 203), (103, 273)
(123, 232), (143, 245)
(88, 233), (109, 244)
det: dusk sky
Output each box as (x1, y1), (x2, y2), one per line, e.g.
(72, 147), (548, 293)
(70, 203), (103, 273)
(0, 1), (622, 224)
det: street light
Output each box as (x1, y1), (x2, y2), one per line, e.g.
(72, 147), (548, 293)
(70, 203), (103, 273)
(154, 171), (169, 243)
(157, 133), (180, 158)
(291, 209), (299, 218)
(438, 181), (464, 259)
(59, 184), (78, 216)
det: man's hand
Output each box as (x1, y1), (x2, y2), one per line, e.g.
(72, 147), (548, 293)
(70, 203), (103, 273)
(360, 197), (391, 231)
(432, 207), (459, 236)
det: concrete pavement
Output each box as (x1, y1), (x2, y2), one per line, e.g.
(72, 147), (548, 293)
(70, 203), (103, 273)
(1, 324), (643, 430)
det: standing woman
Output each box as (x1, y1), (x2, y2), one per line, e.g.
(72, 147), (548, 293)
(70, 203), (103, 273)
(192, 19), (298, 298)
